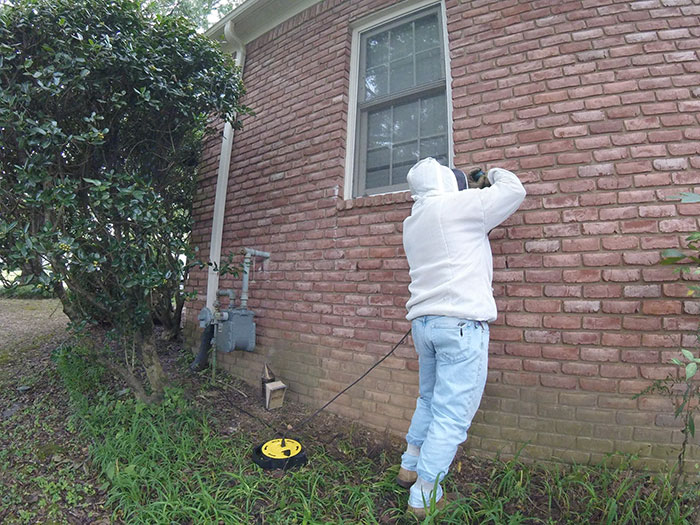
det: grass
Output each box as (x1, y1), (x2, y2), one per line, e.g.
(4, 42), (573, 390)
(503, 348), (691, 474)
(56, 345), (406, 523)
(0, 362), (101, 523)
(50, 343), (700, 525)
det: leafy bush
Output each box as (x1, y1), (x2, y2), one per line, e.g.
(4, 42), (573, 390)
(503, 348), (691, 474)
(0, 283), (54, 299)
(0, 0), (247, 401)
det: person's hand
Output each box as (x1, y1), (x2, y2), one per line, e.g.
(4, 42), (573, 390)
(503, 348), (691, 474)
(467, 168), (491, 189)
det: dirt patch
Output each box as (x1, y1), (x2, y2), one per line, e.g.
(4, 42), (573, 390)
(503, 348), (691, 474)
(0, 299), (109, 524)
(0, 299), (70, 383)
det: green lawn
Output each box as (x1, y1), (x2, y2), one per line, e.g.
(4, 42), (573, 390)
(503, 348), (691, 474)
(1, 299), (698, 524)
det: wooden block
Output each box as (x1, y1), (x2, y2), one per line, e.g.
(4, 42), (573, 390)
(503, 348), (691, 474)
(264, 381), (287, 410)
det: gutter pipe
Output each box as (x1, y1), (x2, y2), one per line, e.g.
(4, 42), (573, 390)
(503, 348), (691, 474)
(206, 21), (246, 311)
(191, 23), (246, 373)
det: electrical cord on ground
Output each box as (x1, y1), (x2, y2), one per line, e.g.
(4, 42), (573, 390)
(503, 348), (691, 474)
(221, 328), (412, 439)
(288, 328), (412, 434)
(222, 387), (288, 437)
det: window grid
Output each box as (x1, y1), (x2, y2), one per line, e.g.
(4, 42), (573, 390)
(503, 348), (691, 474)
(355, 5), (447, 197)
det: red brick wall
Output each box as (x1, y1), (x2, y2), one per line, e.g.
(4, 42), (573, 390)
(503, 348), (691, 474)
(186, 0), (700, 469)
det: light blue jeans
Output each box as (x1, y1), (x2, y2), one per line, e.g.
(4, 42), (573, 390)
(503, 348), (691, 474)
(401, 316), (489, 506)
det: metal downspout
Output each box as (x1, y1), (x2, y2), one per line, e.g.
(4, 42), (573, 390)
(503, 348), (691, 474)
(206, 21), (246, 310)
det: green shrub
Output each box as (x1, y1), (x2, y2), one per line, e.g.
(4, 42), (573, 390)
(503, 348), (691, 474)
(0, 284), (54, 299)
(1, 0), (247, 401)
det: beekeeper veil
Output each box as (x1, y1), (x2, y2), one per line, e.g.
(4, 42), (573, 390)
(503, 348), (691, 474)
(406, 158), (459, 202)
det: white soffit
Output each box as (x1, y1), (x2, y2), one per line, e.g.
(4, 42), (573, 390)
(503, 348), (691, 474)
(206, 0), (324, 44)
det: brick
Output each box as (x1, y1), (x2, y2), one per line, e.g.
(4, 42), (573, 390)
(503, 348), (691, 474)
(578, 163), (616, 177)
(502, 372), (539, 386)
(525, 269), (562, 282)
(580, 192), (617, 206)
(642, 333), (681, 348)
(582, 316), (622, 330)
(623, 285), (662, 298)
(623, 316), (661, 331)
(579, 378), (617, 393)
(602, 269), (641, 282)
(524, 210), (561, 224)
(640, 366), (678, 380)
(543, 315), (581, 329)
(585, 284), (623, 298)
(525, 240), (560, 253)
(523, 299), (560, 313)
(643, 300), (683, 315)
(582, 253), (622, 266)
(601, 300), (641, 314)
(623, 251), (661, 265)
(563, 269), (601, 283)
(660, 218), (698, 232)
(562, 332), (600, 345)
(503, 255), (538, 268)
(581, 347), (620, 362)
(524, 330), (561, 344)
(545, 285), (582, 297)
(601, 237), (638, 251)
(563, 300), (601, 313)
(602, 332), (642, 347)
(621, 350), (659, 364)
(562, 238), (600, 252)
(559, 180), (596, 194)
(584, 219), (621, 236)
(639, 205), (677, 218)
(540, 375), (578, 389)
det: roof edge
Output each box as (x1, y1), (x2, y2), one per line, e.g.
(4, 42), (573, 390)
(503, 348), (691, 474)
(205, 0), (323, 44)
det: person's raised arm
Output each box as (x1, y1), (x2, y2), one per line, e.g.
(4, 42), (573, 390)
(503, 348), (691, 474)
(478, 168), (527, 231)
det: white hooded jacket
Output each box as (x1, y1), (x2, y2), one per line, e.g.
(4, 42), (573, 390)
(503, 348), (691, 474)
(403, 158), (526, 322)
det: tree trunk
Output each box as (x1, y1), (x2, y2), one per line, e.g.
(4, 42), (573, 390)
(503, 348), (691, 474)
(53, 282), (82, 324)
(138, 324), (166, 403)
(152, 289), (182, 341)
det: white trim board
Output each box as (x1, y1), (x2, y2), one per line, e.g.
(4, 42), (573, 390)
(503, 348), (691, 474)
(206, 0), (324, 45)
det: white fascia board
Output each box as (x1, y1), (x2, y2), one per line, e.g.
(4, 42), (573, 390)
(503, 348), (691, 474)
(206, 0), (324, 45)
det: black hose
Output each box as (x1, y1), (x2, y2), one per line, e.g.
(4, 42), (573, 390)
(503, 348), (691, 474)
(190, 323), (214, 372)
(288, 328), (411, 433)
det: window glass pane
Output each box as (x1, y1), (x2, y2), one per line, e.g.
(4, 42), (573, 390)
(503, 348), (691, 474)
(420, 93), (446, 137)
(415, 15), (440, 53)
(392, 142), (419, 185)
(366, 32), (388, 68)
(420, 136), (448, 165)
(366, 168), (390, 190)
(393, 100), (418, 143)
(368, 108), (391, 148)
(365, 65), (388, 100)
(366, 147), (390, 189)
(389, 56), (414, 93)
(416, 48), (442, 85)
(390, 22), (413, 60)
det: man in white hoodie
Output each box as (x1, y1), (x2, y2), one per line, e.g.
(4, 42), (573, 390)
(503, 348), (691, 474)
(398, 157), (526, 517)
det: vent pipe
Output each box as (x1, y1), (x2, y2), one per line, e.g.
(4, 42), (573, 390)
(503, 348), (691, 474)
(241, 248), (270, 309)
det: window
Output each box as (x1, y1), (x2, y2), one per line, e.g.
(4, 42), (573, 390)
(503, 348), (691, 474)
(349, 4), (450, 198)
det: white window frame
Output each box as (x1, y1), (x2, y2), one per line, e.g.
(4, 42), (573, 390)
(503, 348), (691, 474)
(344, 0), (453, 199)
